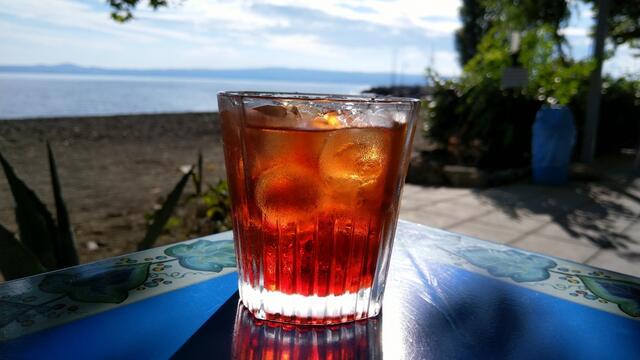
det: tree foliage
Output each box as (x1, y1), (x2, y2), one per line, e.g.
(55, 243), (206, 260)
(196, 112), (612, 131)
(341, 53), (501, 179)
(455, 0), (571, 66)
(586, 0), (640, 51)
(455, 0), (491, 66)
(455, 0), (640, 67)
(464, 26), (594, 105)
(428, 0), (640, 170)
(108, 0), (170, 22)
(483, 0), (571, 61)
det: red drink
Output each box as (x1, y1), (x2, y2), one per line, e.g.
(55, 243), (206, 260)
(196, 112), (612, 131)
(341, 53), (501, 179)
(218, 92), (418, 325)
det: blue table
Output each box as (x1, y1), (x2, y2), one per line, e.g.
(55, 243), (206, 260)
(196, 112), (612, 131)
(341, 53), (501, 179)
(1, 221), (639, 359)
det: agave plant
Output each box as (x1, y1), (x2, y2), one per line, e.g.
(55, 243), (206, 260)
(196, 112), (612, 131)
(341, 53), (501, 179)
(0, 143), (78, 280)
(0, 144), (198, 281)
(137, 166), (193, 251)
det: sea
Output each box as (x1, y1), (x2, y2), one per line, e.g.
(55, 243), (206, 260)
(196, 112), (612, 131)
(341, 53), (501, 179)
(0, 73), (371, 120)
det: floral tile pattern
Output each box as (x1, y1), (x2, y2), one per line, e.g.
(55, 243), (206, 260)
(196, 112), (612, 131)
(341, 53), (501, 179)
(0, 233), (237, 341)
(165, 239), (236, 272)
(38, 262), (151, 304)
(455, 247), (557, 282)
(1, 221), (638, 341)
(579, 276), (640, 317)
(394, 220), (640, 320)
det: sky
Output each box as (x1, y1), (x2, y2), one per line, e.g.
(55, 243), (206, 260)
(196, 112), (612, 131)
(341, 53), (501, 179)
(0, 0), (637, 77)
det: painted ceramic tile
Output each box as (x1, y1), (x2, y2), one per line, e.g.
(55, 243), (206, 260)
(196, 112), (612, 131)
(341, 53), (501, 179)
(2, 221), (638, 342)
(0, 232), (236, 341)
(394, 220), (640, 320)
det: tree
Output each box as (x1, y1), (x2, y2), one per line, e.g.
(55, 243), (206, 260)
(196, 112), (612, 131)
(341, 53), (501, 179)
(584, 0), (640, 51)
(581, 0), (610, 163)
(108, 0), (170, 22)
(575, 0), (640, 162)
(455, 0), (572, 66)
(455, 0), (640, 65)
(455, 0), (491, 66)
(481, 0), (571, 62)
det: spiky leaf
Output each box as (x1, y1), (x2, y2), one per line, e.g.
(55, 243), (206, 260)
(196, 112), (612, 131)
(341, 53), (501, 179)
(0, 151), (57, 269)
(0, 224), (46, 280)
(191, 150), (203, 195)
(47, 142), (79, 268)
(137, 168), (193, 250)
(197, 150), (203, 195)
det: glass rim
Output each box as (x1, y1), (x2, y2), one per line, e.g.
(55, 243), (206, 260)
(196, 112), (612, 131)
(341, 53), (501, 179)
(217, 91), (421, 105)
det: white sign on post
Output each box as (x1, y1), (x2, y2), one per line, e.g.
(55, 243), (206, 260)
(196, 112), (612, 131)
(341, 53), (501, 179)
(502, 31), (528, 89)
(501, 67), (528, 89)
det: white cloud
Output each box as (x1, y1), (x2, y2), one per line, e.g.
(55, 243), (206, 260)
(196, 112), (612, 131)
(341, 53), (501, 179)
(10, 0), (628, 80)
(134, 0), (461, 38)
(0, 0), (152, 42)
(560, 26), (589, 37)
(604, 44), (640, 77)
(0, 20), (74, 47)
(139, 0), (291, 30)
(2, 0), (634, 83)
(0, 0), (465, 72)
(255, 0), (460, 34)
(267, 34), (344, 58)
(433, 51), (461, 76)
(0, 0), (218, 44)
(364, 46), (461, 76)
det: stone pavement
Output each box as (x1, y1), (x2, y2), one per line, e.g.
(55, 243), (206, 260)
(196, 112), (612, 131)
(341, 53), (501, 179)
(399, 173), (640, 277)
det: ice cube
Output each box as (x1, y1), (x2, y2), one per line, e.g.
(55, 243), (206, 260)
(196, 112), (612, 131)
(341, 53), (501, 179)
(246, 104), (301, 128)
(255, 164), (322, 219)
(245, 125), (326, 178)
(319, 128), (389, 189)
(253, 105), (287, 117)
(363, 108), (396, 127)
(291, 104), (326, 128)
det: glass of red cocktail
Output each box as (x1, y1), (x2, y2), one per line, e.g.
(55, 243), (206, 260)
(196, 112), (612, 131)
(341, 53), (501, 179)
(218, 92), (418, 325)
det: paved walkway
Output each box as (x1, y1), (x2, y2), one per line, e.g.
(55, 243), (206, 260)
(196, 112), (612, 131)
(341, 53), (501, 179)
(399, 173), (640, 277)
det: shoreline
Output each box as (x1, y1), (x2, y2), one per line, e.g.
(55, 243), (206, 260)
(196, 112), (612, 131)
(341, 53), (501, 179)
(0, 110), (217, 122)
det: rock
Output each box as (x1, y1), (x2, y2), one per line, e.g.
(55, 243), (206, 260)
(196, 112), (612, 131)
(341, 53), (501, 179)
(443, 165), (530, 188)
(406, 153), (446, 185)
(443, 165), (488, 187)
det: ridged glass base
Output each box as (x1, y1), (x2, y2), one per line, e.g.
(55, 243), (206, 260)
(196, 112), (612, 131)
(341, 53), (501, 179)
(240, 282), (380, 325)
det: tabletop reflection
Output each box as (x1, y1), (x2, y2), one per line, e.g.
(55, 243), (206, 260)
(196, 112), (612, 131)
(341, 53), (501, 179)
(232, 304), (382, 360)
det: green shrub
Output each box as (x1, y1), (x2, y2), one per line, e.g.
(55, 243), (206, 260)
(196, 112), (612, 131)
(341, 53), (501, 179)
(139, 148), (232, 250)
(424, 23), (639, 168)
(425, 77), (542, 169)
(595, 78), (640, 155)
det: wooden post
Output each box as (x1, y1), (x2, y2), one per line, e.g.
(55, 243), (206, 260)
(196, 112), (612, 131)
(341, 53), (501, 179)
(580, 0), (611, 163)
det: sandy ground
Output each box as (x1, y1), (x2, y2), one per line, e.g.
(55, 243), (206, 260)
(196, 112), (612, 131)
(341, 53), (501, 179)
(0, 113), (226, 264)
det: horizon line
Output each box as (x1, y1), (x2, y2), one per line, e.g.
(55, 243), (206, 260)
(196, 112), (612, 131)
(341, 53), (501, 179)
(0, 63), (427, 77)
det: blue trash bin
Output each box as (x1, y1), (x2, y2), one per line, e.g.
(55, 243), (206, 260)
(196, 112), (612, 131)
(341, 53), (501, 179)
(532, 105), (576, 185)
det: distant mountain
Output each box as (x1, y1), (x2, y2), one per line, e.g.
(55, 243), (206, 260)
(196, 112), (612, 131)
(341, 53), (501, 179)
(0, 64), (426, 86)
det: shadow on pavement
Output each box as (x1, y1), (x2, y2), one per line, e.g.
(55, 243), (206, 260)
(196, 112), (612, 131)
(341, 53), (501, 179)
(471, 170), (640, 255)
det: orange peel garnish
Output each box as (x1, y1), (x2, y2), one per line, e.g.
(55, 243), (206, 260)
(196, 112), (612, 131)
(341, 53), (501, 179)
(311, 111), (342, 129)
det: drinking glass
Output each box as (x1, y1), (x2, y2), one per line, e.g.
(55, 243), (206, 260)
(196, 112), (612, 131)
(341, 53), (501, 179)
(217, 92), (419, 325)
